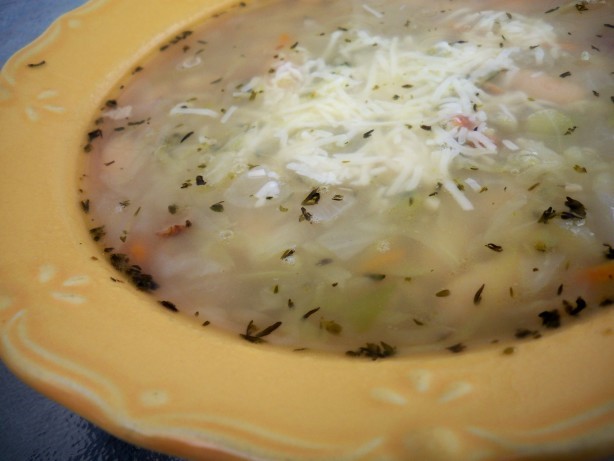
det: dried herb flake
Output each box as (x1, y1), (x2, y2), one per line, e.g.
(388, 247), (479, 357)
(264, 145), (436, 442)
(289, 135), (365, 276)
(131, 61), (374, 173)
(299, 207), (313, 222)
(564, 126), (577, 135)
(538, 309), (561, 329)
(502, 346), (515, 355)
(302, 307), (321, 319)
(88, 129), (103, 142)
(159, 300), (178, 312)
(302, 188), (321, 206)
(563, 297), (587, 316)
(538, 207), (557, 223)
(575, 2), (588, 11)
(562, 196), (586, 219)
(210, 201), (224, 212)
(240, 320), (282, 343)
(109, 253), (159, 292)
(485, 243), (503, 252)
(89, 226), (106, 242)
(346, 341), (396, 360)
(447, 343), (466, 353)
(473, 284), (485, 305)
(320, 319), (342, 335)
(600, 298), (613, 307)
(180, 131), (194, 143)
(515, 328), (541, 339)
(159, 30), (193, 51)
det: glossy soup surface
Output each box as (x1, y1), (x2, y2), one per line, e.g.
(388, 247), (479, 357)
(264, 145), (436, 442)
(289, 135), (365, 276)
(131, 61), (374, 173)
(81, 0), (613, 356)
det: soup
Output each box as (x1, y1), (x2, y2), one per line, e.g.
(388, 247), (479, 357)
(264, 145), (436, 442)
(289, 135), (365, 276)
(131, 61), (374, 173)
(80, 0), (613, 357)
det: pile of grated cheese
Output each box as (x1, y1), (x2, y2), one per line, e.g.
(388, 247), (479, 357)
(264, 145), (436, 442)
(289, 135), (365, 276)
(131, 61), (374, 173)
(186, 9), (561, 210)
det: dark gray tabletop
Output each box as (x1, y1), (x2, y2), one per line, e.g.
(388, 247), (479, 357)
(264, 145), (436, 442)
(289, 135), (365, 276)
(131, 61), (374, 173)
(0, 1), (182, 459)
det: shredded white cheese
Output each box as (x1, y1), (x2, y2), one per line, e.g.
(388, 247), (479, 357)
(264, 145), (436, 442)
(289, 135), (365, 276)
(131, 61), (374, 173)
(220, 105), (238, 124)
(104, 105), (133, 120)
(170, 103), (218, 118)
(254, 180), (281, 207)
(362, 4), (384, 19)
(189, 10), (559, 209)
(502, 139), (520, 151)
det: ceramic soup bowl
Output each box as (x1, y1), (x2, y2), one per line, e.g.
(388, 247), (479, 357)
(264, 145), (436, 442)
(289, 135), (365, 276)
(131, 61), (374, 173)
(0, 1), (612, 460)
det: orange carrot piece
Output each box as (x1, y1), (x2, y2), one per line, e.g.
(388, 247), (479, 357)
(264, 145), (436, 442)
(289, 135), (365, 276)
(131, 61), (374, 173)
(128, 242), (148, 265)
(581, 262), (614, 283)
(156, 220), (192, 238)
(359, 247), (407, 273)
(276, 33), (292, 50)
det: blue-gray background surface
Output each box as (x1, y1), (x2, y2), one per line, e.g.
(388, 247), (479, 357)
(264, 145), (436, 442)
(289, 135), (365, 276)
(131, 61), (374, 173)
(0, 1), (182, 459)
